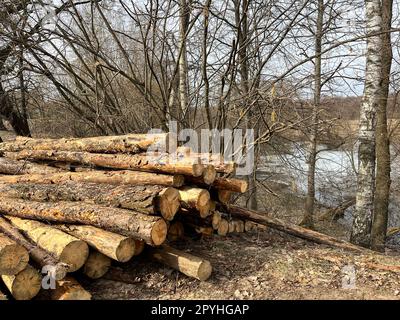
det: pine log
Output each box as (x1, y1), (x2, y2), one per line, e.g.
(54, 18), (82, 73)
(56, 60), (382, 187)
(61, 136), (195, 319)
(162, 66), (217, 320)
(0, 133), (169, 154)
(0, 170), (185, 188)
(216, 189), (232, 204)
(0, 157), (62, 175)
(51, 276), (92, 300)
(217, 219), (229, 236)
(6, 150), (204, 177)
(0, 183), (181, 221)
(0, 216), (68, 280)
(149, 245), (212, 281)
(0, 232), (29, 275)
(6, 217), (89, 272)
(0, 198), (168, 246)
(83, 251), (111, 279)
(167, 221), (185, 242)
(1, 265), (42, 300)
(186, 176), (248, 193)
(187, 153), (236, 174)
(228, 220), (235, 233)
(201, 165), (217, 184)
(235, 220), (245, 233)
(178, 187), (211, 218)
(55, 224), (136, 262)
(226, 205), (368, 252)
(211, 211), (222, 230)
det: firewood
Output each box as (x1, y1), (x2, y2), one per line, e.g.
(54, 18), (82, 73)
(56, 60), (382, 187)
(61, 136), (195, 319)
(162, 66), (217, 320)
(0, 198), (168, 246)
(1, 265), (41, 300)
(178, 187), (211, 218)
(6, 216), (89, 272)
(6, 150), (205, 177)
(83, 251), (111, 279)
(187, 153), (236, 174)
(0, 157), (62, 175)
(149, 245), (212, 281)
(0, 232), (29, 275)
(0, 170), (185, 188)
(55, 224), (136, 262)
(235, 220), (245, 233)
(51, 276), (91, 300)
(0, 183), (181, 221)
(0, 133), (169, 154)
(228, 220), (235, 233)
(0, 216), (68, 280)
(167, 221), (185, 242)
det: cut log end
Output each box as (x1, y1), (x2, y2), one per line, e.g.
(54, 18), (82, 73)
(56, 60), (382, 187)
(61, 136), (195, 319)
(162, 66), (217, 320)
(217, 219), (229, 236)
(202, 165), (217, 185)
(197, 260), (213, 281)
(172, 175), (185, 187)
(115, 237), (136, 262)
(51, 277), (92, 300)
(150, 219), (168, 246)
(192, 164), (205, 177)
(0, 236), (29, 275)
(2, 265), (42, 300)
(158, 187), (181, 221)
(60, 240), (89, 272)
(83, 251), (112, 279)
(167, 221), (185, 242)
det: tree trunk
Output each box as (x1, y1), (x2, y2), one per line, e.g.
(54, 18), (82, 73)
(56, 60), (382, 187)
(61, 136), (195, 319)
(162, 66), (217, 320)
(371, 0), (392, 252)
(6, 216), (89, 272)
(0, 198), (168, 246)
(0, 133), (169, 153)
(0, 170), (185, 188)
(226, 205), (368, 253)
(1, 265), (41, 300)
(0, 183), (181, 221)
(82, 251), (111, 279)
(149, 245), (212, 281)
(6, 150), (204, 177)
(350, 0), (382, 248)
(0, 157), (63, 175)
(0, 216), (68, 280)
(0, 232), (29, 275)
(302, 0), (324, 229)
(55, 224), (136, 262)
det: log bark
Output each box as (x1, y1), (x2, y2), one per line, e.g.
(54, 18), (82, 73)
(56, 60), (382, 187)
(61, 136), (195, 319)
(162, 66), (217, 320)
(0, 232), (29, 275)
(211, 211), (222, 230)
(178, 187), (211, 218)
(55, 224), (136, 262)
(149, 245), (212, 281)
(0, 170), (185, 188)
(0, 157), (62, 175)
(51, 276), (92, 300)
(0, 198), (168, 246)
(6, 150), (204, 177)
(6, 216), (89, 272)
(0, 216), (68, 280)
(0, 133), (169, 154)
(201, 165), (216, 184)
(226, 205), (368, 253)
(83, 251), (111, 279)
(187, 176), (248, 193)
(0, 183), (181, 221)
(188, 153), (236, 174)
(133, 239), (145, 256)
(1, 265), (41, 300)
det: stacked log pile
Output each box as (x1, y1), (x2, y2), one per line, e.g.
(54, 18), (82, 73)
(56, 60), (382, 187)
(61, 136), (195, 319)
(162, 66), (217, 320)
(0, 133), (257, 300)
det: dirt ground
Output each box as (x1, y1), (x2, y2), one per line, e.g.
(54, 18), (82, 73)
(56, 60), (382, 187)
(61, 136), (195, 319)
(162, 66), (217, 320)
(83, 222), (400, 300)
